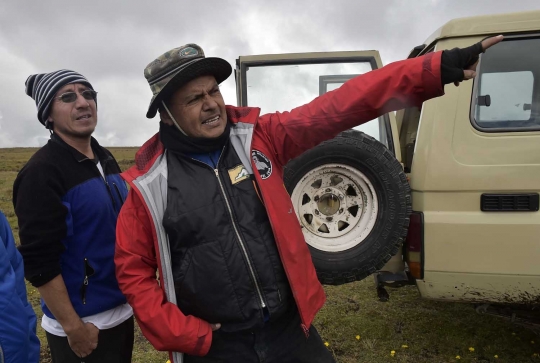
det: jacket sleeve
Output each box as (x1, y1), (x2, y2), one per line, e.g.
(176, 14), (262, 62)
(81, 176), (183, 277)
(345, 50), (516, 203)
(115, 189), (212, 356)
(0, 212), (40, 363)
(258, 51), (444, 166)
(13, 162), (67, 287)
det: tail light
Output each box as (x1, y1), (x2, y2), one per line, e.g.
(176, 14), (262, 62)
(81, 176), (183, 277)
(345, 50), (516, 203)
(405, 212), (424, 279)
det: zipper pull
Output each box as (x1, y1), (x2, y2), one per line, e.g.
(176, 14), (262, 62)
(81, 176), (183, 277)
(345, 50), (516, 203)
(103, 179), (118, 210)
(301, 324), (310, 338)
(82, 276), (88, 305)
(215, 169), (219, 177)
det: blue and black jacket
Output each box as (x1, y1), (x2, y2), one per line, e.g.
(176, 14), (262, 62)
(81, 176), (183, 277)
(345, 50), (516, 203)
(0, 211), (40, 363)
(13, 133), (128, 319)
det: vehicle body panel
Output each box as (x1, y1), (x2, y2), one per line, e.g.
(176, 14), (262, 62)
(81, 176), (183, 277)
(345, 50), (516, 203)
(407, 30), (540, 304)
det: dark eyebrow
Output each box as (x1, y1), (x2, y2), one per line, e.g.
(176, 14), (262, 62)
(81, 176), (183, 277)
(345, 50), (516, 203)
(185, 91), (205, 102)
(59, 86), (89, 94)
(57, 83), (90, 95)
(184, 83), (220, 101)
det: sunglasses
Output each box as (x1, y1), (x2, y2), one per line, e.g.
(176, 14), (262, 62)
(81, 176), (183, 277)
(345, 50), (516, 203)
(55, 90), (98, 103)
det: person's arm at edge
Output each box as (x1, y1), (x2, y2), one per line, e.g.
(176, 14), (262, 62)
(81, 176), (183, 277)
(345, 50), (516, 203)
(0, 212), (40, 363)
(0, 212), (39, 363)
(115, 189), (213, 356)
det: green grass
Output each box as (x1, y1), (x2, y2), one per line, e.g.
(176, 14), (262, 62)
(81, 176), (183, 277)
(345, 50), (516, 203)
(2, 147), (539, 363)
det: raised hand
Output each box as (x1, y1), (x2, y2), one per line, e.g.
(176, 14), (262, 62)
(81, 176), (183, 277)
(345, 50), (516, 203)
(441, 35), (504, 86)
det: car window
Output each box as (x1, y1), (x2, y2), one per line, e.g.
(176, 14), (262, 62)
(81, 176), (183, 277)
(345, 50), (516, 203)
(471, 37), (540, 132)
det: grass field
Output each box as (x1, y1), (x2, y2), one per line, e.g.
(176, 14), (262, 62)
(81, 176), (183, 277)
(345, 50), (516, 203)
(1, 147), (539, 363)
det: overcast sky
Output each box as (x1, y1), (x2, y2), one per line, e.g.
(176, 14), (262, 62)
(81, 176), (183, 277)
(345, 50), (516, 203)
(0, 1), (538, 147)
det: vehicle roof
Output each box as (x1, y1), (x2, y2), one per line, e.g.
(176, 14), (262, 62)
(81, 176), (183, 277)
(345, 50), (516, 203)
(423, 10), (540, 46)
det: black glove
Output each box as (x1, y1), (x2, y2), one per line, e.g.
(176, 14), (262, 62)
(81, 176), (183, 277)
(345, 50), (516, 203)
(441, 42), (484, 85)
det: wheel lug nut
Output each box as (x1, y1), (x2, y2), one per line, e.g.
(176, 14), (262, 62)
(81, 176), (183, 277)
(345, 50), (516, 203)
(315, 210), (320, 215)
(314, 196), (319, 201)
(339, 195), (344, 200)
(326, 217), (333, 221)
(325, 188), (331, 192)
(339, 208), (343, 213)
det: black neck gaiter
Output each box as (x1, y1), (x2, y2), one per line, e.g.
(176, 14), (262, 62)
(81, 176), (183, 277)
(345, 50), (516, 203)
(159, 121), (231, 154)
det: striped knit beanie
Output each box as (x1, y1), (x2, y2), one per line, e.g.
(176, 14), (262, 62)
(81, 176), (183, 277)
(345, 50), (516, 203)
(25, 70), (95, 128)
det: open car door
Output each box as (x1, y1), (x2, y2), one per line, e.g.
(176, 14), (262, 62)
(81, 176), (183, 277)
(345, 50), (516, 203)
(235, 51), (409, 286)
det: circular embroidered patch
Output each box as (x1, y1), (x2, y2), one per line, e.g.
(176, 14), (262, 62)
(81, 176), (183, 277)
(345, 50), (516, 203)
(252, 150), (272, 180)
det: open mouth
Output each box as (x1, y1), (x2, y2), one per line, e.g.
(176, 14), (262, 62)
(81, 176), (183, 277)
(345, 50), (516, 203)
(202, 115), (220, 125)
(76, 114), (92, 120)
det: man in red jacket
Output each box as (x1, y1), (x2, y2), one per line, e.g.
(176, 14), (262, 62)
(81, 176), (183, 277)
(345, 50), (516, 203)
(115, 37), (502, 363)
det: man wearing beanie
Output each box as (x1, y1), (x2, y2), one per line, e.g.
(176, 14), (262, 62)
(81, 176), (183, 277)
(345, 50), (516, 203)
(114, 37), (502, 363)
(13, 70), (134, 363)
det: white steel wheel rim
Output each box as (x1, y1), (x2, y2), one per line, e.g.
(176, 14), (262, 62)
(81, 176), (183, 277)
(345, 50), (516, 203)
(290, 163), (378, 252)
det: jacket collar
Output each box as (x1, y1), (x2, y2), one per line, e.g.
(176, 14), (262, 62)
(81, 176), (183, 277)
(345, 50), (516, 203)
(123, 105), (260, 182)
(50, 132), (112, 164)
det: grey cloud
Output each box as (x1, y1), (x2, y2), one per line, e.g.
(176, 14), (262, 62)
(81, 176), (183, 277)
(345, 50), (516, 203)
(0, 0), (538, 146)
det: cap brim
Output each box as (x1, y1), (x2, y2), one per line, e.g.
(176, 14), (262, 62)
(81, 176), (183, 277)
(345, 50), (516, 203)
(146, 57), (232, 119)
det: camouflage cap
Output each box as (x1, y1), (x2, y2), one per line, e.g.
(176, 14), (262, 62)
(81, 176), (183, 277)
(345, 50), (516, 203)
(144, 43), (232, 119)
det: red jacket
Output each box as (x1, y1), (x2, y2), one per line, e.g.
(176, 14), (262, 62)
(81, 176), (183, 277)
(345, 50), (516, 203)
(115, 52), (443, 362)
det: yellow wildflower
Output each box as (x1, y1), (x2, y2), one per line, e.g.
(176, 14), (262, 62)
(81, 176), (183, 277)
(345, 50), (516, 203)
(390, 350), (396, 357)
(494, 355), (499, 359)
(166, 360), (171, 363)
(401, 345), (408, 349)
(355, 335), (360, 340)
(469, 347), (475, 352)
(324, 342), (329, 347)
(456, 356), (461, 360)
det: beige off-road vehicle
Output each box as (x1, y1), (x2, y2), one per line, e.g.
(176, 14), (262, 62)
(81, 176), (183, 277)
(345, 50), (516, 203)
(234, 9), (540, 306)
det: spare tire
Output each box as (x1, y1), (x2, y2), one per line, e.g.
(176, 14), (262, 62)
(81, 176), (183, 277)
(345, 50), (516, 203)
(283, 130), (411, 285)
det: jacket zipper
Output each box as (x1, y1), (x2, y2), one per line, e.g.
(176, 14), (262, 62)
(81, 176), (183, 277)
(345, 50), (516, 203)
(81, 258), (95, 305)
(91, 157), (119, 212)
(213, 168), (267, 309)
(103, 179), (118, 211)
(81, 276), (88, 305)
(186, 149), (267, 309)
(245, 149), (305, 329)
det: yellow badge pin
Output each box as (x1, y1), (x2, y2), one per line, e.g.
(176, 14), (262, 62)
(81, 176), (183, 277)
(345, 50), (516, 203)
(228, 164), (250, 185)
